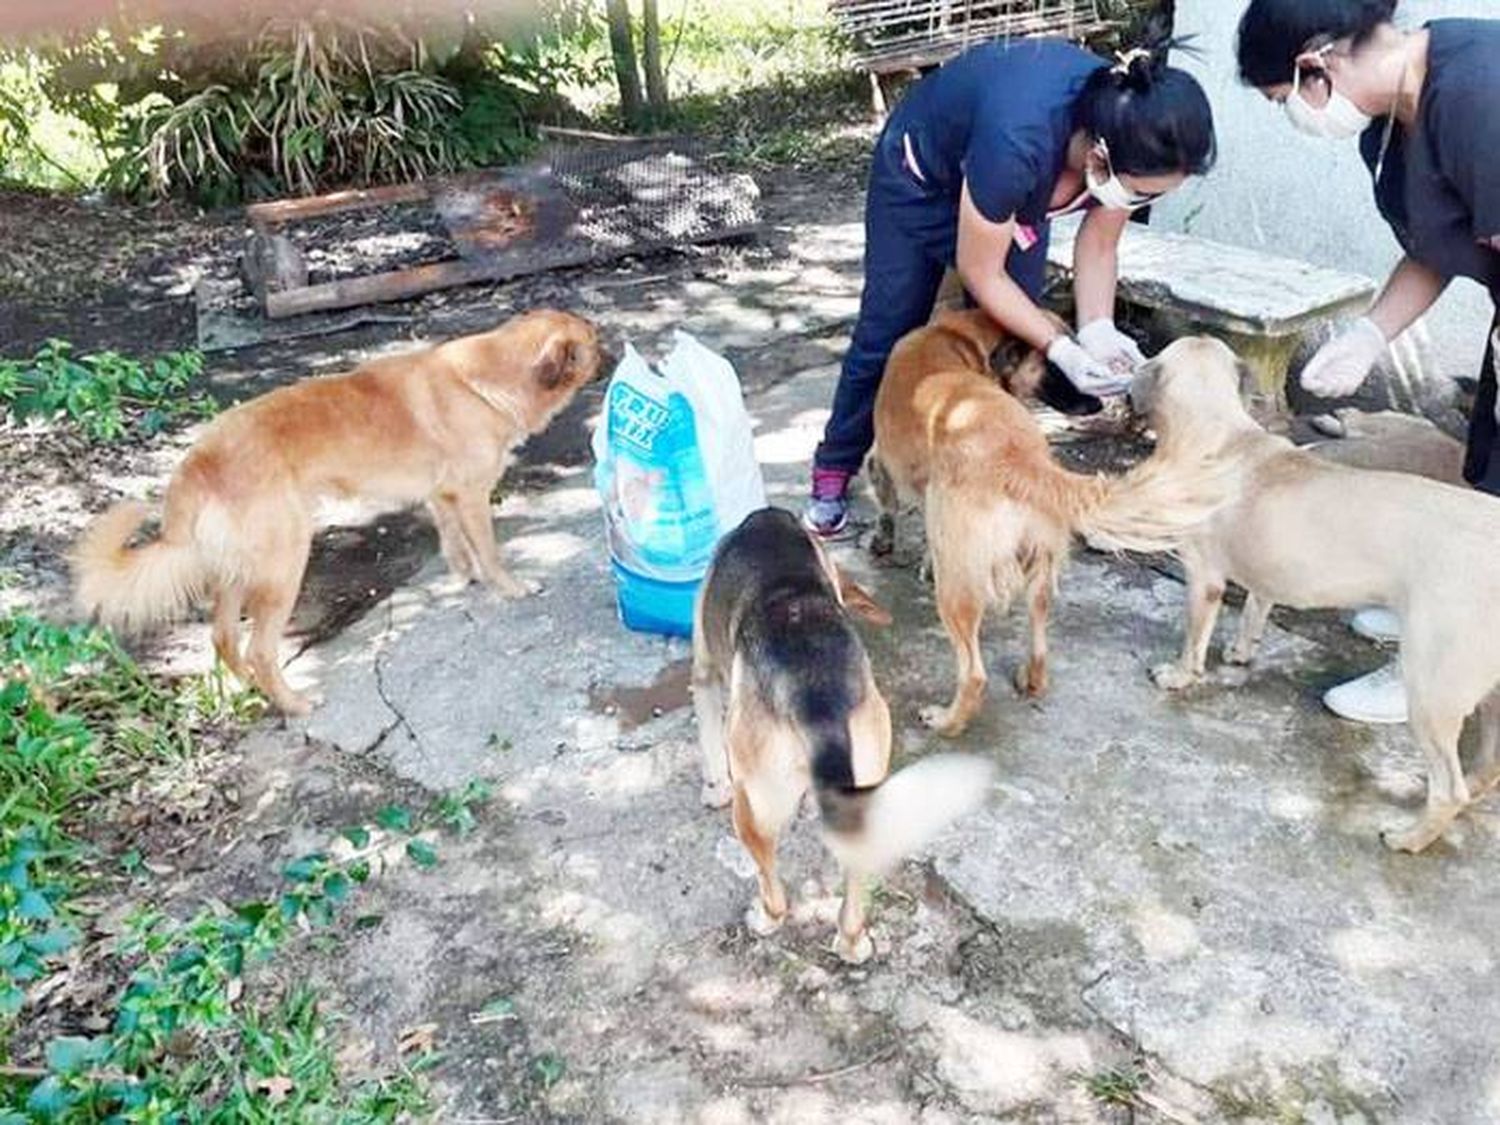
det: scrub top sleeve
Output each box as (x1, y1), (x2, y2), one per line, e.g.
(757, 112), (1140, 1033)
(962, 134), (1040, 225)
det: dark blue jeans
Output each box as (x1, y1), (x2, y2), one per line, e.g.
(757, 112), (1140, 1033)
(814, 143), (1051, 475)
(1463, 304), (1500, 496)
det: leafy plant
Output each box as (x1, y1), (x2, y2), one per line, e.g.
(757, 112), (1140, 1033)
(0, 340), (212, 442)
(1082, 1063), (1148, 1106)
(434, 781), (493, 837)
(10, 882), (428, 1121)
(0, 614), (255, 1051)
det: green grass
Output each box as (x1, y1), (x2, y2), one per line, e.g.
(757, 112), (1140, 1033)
(0, 341), (214, 443)
(0, 615), (500, 1121)
(1081, 1063), (1148, 1106)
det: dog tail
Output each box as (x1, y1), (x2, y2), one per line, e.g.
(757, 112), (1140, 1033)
(72, 500), (210, 634)
(1051, 447), (1230, 556)
(812, 723), (994, 876)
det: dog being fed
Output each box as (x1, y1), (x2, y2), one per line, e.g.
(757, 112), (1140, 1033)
(1133, 334), (1500, 853)
(73, 309), (601, 716)
(868, 309), (1228, 736)
(693, 507), (994, 963)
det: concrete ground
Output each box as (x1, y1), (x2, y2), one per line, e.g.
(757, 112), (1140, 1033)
(214, 353), (1500, 1123)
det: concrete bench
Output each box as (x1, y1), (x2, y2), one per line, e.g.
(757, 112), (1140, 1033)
(1046, 214), (1377, 411)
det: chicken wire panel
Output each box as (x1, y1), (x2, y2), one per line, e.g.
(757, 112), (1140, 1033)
(542, 136), (762, 255)
(830, 0), (1110, 69)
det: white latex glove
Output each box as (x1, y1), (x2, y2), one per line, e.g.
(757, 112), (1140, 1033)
(1046, 335), (1132, 397)
(1077, 318), (1148, 377)
(1300, 317), (1388, 398)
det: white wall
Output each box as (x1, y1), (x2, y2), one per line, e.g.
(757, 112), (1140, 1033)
(1154, 0), (1496, 383)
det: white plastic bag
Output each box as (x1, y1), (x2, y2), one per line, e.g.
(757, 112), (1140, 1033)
(592, 332), (765, 633)
(658, 331), (766, 533)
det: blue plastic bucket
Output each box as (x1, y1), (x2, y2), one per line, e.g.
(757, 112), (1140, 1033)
(610, 560), (701, 638)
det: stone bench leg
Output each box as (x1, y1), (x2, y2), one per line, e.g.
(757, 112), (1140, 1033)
(1218, 329), (1302, 422)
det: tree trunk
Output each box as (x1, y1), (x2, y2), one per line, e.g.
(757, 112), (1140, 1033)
(641, 0), (668, 118)
(605, 0), (645, 130)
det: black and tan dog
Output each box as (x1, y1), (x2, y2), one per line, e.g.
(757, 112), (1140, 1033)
(693, 507), (993, 963)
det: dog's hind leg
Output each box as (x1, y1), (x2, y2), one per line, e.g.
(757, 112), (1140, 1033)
(1466, 690), (1500, 799)
(1224, 592), (1274, 666)
(1152, 558), (1225, 691)
(728, 729), (802, 937)
(867, 453), (898, 558)
(834, 868), (873, 964)
(692, 677), (732, 809)
(210, 584), (250, 683)
(1014, 548), (1059, 699)
(1382, 698), (1469, 854)
(245, 534), (313, 717)
(920, 575), (987, 737)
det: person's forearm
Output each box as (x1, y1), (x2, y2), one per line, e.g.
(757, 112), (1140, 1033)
(957, 260), (1065, 352)
(1367, 256), (1449, 340)
(1073, 220), (1121, 326)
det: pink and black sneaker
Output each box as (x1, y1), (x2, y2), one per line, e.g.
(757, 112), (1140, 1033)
(802, 467), (852, 538)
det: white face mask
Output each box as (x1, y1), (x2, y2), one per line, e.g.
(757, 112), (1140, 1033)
(1085, 140), (1152, 211)
(1284, 48), (1371, 139)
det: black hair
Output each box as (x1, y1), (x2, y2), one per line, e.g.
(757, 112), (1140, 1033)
(1236, 0), (1398, 87)
(1074, 21), (1217, 177)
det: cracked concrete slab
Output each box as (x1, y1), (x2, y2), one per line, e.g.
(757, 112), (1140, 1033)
(281, 358), (1500, 1122)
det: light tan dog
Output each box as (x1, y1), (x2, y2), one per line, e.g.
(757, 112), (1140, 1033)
(868, 309), (1228, 736)
(1134, 335), (1500, 852)
(74, 309), (601, 714)
(693, 508), (993, 962)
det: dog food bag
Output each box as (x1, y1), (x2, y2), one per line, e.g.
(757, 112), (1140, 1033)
(593, 332), (765, 636)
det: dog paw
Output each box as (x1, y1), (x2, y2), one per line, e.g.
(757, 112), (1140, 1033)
(1465, 767), (1500, 800)
(1150, 663), (1198, 692)
(1013, 663), (1047, 699)
(1223, 641), (1257, 666)
(273, 691), (316, 718)
(745, 900), (785, 937)
(700, 780), (732, 810)
(918, 704), (967, 738)
(833, 930), (874, 965)
(1380, 807), (1461, 854)
(492, 575), (542, 599)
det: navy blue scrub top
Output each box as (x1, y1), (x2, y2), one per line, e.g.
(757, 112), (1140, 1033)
(886, 38), (1107, 227)
(1360, 19), (1500, 300)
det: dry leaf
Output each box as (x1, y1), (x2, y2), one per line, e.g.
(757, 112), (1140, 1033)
(397, 1022), (439, 1056)
(255, 1075), (294, 1104)
(226, 978), (244, 1004)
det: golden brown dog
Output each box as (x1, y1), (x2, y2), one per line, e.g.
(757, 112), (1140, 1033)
(869, 308), (1227, 736)
(73, 309), (601, 715)
(1134, 335), (1500, 852)
(693, 507), (993, 962)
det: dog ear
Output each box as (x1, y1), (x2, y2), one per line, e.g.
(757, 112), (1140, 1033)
(532, 333), (580, 390)
(834, 567), (893, 627)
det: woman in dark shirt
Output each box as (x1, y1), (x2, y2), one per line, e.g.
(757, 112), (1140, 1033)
(803, 34), (1217, 537)
(1238, 0), (1500, 723)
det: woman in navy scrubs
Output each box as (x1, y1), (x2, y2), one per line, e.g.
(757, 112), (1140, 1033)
(804, 34), (1218, 537)
(1238, 0), (1500, 724)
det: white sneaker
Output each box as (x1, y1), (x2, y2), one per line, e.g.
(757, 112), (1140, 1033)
(1323, 659), (1408, 725)
(1349, 607), (1401, 643)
